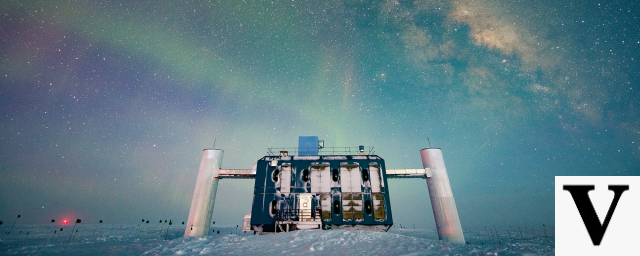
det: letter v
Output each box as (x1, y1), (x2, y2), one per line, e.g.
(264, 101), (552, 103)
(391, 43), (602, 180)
(563, 185), (629, 245)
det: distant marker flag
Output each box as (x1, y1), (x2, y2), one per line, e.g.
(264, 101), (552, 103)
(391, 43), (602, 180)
(68, 219), (81, 243)
(165, 220), (173, 240)
(94, 220), (103, 236)
(7, 214), (21, 236)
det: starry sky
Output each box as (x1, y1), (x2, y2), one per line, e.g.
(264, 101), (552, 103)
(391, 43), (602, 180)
(1, 0), (639, 230)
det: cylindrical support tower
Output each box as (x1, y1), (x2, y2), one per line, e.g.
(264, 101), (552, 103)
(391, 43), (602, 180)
(184, 149), (223, 237)
(420, 148), (465, 244)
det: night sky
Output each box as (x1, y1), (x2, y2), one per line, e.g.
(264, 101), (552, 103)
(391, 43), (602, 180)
(1, 0), (639, 230)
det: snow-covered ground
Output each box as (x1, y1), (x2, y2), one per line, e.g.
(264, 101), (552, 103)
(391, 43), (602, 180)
(1, 224), (554, 255)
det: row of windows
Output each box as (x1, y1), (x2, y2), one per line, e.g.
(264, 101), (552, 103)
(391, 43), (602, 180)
(273, 168), (374, 183)
(270, 193), (385, 220)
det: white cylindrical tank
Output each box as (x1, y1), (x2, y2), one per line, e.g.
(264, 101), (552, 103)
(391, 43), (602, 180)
(420, 148), (465, 244)
(184, 149), (223, 237)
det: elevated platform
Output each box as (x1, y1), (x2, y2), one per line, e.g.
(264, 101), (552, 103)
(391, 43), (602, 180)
(385, 169), (432, 179)
(218, 168), (432, 179)
(218, 169), (256, 179)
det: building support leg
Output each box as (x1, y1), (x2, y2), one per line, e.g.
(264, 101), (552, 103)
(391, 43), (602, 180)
(184, 149), (224, 237)
(420, 148), (465, 244)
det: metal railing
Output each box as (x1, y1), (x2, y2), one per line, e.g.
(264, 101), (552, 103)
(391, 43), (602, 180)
(276, 209), (321, 222)
(267, 147), (375, 156)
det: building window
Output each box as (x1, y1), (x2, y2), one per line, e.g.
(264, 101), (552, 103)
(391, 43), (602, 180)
(373, 193), (385, 219)
(273, 170), (280, 182)
(271, 200), (278, 215)
(340, 164), (361, 193)
(362, 169), (369, 182)
(302, 169), (309, 182)
(321, 194), (332, 219)
(342, 193), (364, 219)
(333, 200), (341, 214)
(332, 169), (339, 182)
(365, 200), (372, 215)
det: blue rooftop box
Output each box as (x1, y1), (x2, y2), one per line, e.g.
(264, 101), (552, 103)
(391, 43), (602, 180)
(298, 136), (319, 156)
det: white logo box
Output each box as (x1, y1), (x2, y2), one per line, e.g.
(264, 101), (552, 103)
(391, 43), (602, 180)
(556, 176), (640, 255)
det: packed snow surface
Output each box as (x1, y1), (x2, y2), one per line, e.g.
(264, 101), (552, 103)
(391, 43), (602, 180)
(1, 224), (554, 255)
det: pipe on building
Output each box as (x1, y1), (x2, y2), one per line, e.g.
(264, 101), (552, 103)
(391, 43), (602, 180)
(420, 148), (465, 244)
(184, 149), (224, 237)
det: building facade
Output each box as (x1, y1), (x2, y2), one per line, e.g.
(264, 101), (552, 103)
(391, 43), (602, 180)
(250, 154), (393, 233)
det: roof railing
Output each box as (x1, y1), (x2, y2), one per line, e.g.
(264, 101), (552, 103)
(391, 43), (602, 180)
(267, 146), (375, 156)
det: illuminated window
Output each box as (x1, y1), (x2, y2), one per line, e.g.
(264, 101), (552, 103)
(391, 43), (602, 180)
(273, 170), (280, 182)
(365, 200), (372, 215)
(362, 169), (369, 182)
(302, 169), (309, 182)
(271, 200), (278, 215)
(333, 200), (340, 214)
(332, 169), (339, 182)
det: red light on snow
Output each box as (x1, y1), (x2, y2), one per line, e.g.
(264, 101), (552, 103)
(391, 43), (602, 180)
(63, 220), (68, 224)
